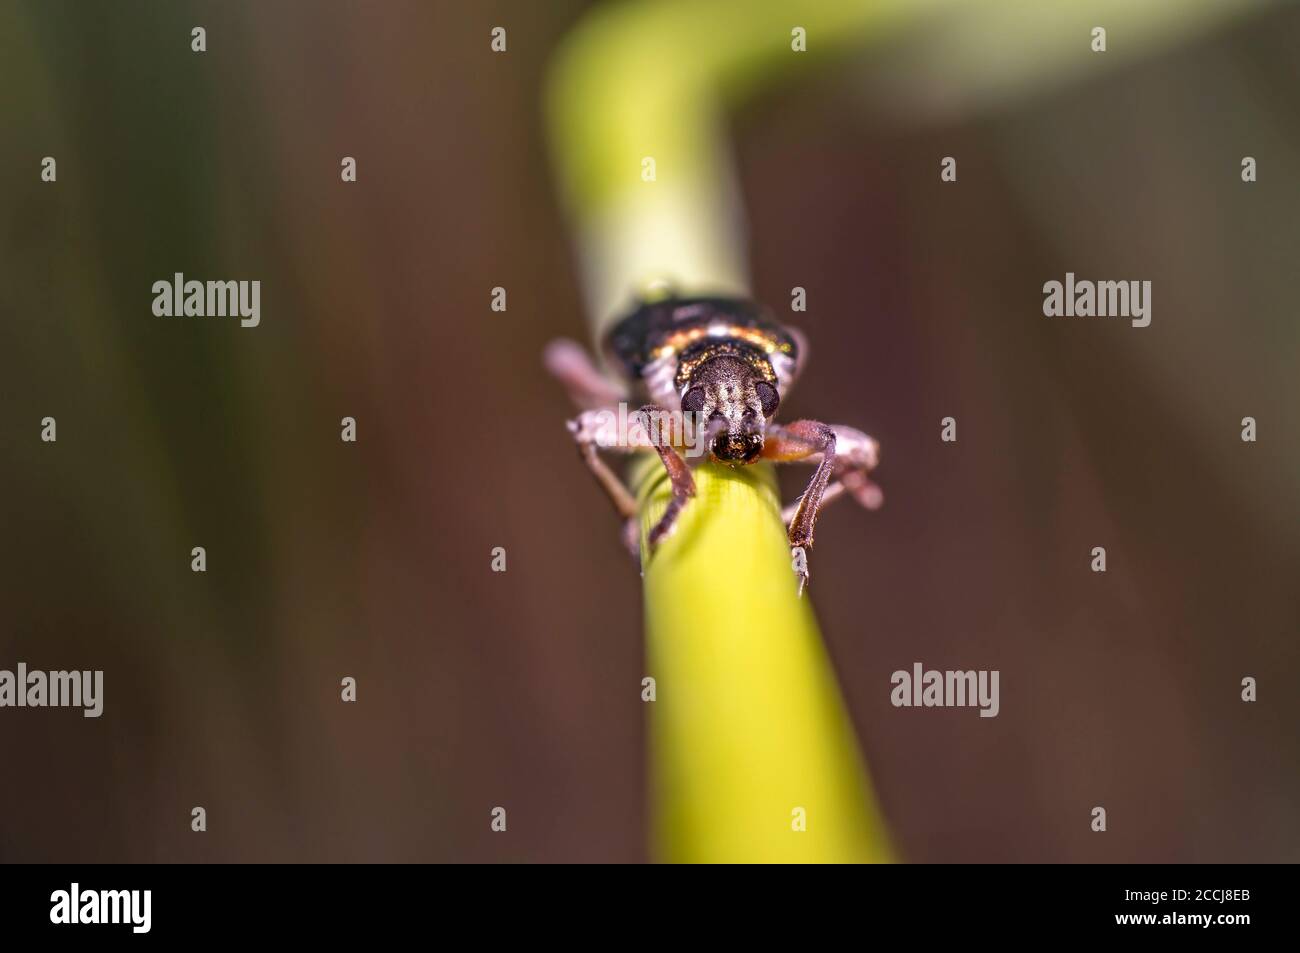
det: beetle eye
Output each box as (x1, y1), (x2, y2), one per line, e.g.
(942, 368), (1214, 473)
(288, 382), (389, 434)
(680, 386), (706, 413)
(755, 381), (780, 418)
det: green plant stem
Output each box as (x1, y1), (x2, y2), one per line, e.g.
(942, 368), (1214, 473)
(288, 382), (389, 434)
(634, 456), (892, 861)
(549, 0), (898, 863)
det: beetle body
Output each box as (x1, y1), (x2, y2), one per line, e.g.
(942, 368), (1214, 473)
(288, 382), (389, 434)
(545, 293), (880, 591)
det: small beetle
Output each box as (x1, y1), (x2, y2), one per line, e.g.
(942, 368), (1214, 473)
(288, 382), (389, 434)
(545, 294), (882, 591)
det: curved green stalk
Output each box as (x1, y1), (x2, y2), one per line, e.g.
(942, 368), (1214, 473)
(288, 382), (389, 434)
(546, 0), (1264, 864)
(545, 0), (910, 323)
(547, 0), (898, 863)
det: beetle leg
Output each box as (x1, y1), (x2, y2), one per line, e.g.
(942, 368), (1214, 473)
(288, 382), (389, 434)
(566, 409), (641, 561)
(764, 421), (881, 591)
(636, 404), (696, 547)
(564, 404), (698, 559)
(765, 420), (837, 549)
(544, 338), (627, 410)
(780, 465), (883, 525)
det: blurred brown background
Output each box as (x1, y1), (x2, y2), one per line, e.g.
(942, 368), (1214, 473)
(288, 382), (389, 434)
(0, 0), (1296, 862)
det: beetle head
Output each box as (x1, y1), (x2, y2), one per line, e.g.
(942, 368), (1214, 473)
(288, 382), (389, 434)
(679, 355), (780, 466)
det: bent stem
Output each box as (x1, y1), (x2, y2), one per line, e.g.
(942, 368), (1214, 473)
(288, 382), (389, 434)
(634, 456), (892, 863)
(549, 0), (899, 863)
(547, 0), (1248, 865)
